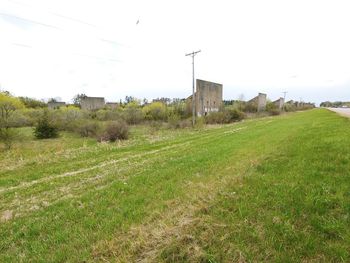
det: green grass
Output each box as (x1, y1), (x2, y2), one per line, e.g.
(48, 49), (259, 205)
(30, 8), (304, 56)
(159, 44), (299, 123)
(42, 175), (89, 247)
(0, 109), (349, 262)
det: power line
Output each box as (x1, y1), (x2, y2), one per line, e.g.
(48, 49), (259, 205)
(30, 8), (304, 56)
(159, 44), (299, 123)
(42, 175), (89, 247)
(186, 50), (201, 127)
(2, 1), (125, 47)
(6, 0), (97, 28)
(1, 2), (127, 64)
(0, 11), (125, 60)
(49, 12), (97, 28)
(99, 38), (125, 47)
(12, 42), (32, 48)
(0, 12), (61, 29)
(1, 11), (124, 48)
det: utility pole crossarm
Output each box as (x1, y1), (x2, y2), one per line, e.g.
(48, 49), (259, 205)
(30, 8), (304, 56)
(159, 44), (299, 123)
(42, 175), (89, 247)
(282, 91), (288, 99)
(185, 50), (201, 57)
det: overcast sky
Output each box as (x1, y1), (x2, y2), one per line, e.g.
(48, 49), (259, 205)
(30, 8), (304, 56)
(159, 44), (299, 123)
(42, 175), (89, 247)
(0, 0), (349, 104)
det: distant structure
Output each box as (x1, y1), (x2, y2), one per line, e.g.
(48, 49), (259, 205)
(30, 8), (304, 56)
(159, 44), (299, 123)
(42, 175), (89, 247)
(48, 101), (66, 109)
(273, 97), (285, 110)
(195, 79), (223, 116)
(248, 93), (267, 112)
(80, 97), (105, 110)
(105, 102), (119, 109)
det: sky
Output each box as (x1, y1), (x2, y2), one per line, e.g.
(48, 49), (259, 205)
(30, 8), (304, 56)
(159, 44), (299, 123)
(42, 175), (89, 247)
(0, 0), (349, 104)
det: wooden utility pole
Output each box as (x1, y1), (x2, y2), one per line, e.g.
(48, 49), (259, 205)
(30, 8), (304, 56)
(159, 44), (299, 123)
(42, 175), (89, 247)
(185, 50), (201, 126)
(282, 91), (288, 111)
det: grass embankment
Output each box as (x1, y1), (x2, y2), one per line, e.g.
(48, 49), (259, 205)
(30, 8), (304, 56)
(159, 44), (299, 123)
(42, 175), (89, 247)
(0, 109), (349, 262)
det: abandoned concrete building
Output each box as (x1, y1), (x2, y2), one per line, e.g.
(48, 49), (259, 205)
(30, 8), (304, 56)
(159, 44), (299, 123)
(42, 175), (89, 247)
(248, 93), (267, 112)
(80, 97), (105, 110)
(48, 101), (66, 109)
(194, 79), (223, 116)
(106, 102), (119, 109)
(273, 97), (285, 110)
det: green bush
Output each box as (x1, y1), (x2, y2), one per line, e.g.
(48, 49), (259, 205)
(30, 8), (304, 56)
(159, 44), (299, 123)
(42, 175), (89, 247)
(204, 108), (245, 125)
(167, 113), (181, 129)
(234, 100), (247, 112)
(284, 103), (296, 112)
(19, 96), (47, 108)
(76, 120), (101, 137)
(205, 112), (226, 124)
(244, 102), (258, 112)
(266, 101), (277, 111)
(142, 102), (167, 121)
(269, 109), (281, 115)
(0, 92), (24, 148)
(34, 114), (58, 139)
(100, 121), (129, 142)
(21, 108), (44, 126)
(168, 100), (189, 119)
(96, 109), (122, 121)
(225, 108), (245, 122)
(0, 128), (17, 149)
(194, 117), (205, 129)
(7, 111), (30, 127)
(51, 106), (85, 131)
(266, 102), (281, 116)
(123, 103), (144, 124)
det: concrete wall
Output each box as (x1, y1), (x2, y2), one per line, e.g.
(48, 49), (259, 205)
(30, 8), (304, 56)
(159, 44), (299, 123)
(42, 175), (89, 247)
(248, 93), (267, 112)
(106, 102), (119, 109)
(273, 97), (284, 110)
(81, 97), (105, 110)
(195, 79), (223, 116)
(48, 101), (66, 109)
(257, 93), (267, 112)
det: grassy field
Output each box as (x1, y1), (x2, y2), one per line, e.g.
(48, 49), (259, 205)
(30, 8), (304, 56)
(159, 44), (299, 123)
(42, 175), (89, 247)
(0, 109), (349, 262)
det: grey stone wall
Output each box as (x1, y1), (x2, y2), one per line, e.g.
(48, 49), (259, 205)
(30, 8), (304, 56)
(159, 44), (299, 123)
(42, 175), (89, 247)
(106, 102), (119, 109)
(81, 97), (105, 110)
(48, 101), (66, 109)
(195, 79), (223, 116)
(248, 93), (267, 112)
(257, 93), (267, 112)
(273, 97), (284, 110)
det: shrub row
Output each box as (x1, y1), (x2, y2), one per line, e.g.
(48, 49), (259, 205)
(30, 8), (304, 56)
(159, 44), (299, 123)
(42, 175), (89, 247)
(33, 115), (129, 142)
(204, 108), (245, 124)
(2, 96), (316, 148)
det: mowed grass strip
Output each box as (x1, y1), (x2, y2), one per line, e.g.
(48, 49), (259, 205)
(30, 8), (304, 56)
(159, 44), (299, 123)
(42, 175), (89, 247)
(0, 122), (250, 215)
(0, 124), (233, 187)
(1, 109), (349, 262)
(150, 110), (350, 262)
(0, 118), (270, 215)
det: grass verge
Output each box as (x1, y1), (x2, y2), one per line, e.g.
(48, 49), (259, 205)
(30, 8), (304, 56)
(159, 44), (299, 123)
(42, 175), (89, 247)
(0, 109), (349, 262)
